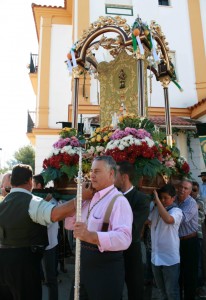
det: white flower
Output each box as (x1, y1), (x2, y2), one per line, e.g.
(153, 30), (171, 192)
(118, 145), (125, 150)
(144, 137), (155, 147)
(87, 146), (95, 154)
(122, 141), (129, 147)
(52, 148), (60, 155)
(123, 135), (133, 141)
(134, 139), (141, 146)
(178, 156), (186, 164)
(96, 146), (105, 153)
(106, 141), (116, 150)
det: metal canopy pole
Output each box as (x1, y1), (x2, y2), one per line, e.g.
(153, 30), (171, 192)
(137, 58), (145, 117)
(72, 67), (81, 129)
(161, 76), (172, 147)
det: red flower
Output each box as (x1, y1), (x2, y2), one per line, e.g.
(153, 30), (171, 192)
(181, 161), (190, 174)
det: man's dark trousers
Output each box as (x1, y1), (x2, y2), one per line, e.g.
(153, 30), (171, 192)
(124, 241), (144, 300)
(0, 247), (42, 300)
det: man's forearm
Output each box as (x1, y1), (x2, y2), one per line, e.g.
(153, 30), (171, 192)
(84, 231), (100, 245)
(51, 198), (76, 222)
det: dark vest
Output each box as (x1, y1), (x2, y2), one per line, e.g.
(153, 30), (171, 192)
(0, 192), (48, 247)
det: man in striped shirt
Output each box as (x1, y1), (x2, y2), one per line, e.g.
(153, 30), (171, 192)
(176, 179), (198, 300)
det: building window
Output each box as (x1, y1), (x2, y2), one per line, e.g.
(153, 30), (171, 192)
(105, 4), (133, 16)
(158, 0), (170, 6)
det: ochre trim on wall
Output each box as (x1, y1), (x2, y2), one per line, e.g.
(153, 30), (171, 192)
(77, 0), (90, 38)
(29, 73), (38, 95)
(188, 0), (206, 101)
(68, 104), (191, 121)
(36, 16), (51, 128)
(32, 0), (73, 41)
(189, 102), (206, 119)
(148, 107), (191, 117)
(32, 0), (73, 129)
(68, 104), (100, 121)
(27, 128), (61, 146)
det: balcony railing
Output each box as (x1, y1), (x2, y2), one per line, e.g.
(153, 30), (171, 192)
(27, 111), (36, 133)
(28, 53), (38, 74)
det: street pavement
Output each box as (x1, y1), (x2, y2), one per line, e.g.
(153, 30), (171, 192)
(42, 251), (204, 300)
(42, 256), (160, 300)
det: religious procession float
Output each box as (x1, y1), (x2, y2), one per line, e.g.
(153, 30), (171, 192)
(41, 15), (190, 194)
(35, 16), (193, 296)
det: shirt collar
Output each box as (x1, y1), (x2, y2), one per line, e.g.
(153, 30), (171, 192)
(176, 194), (191, 205)
(10, 187), (32, 196)
(94, 184), (115, 200)
(123, 186), (134, 195)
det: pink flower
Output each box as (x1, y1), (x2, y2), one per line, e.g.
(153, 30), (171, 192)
(110, 127), (151, 140)
(53, 137), (80, 149)
(164, 160), (176, 168)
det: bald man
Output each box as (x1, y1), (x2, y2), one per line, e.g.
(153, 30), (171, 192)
(1, 172), (11, 197)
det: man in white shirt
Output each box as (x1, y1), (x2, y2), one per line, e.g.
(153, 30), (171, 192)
(0, 164), (83, 300)
(33, 174), (59, 300)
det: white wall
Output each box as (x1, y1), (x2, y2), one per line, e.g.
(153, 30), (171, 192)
(35, 135), (59, 174)
(188, 137), (206, 183)
(49, 24), (73, 128)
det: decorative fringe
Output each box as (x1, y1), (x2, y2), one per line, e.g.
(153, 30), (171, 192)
(132, 34), (137, 52)
(66, 59), (72, 74)
(171, 79), (183, 92)
(151, 37), (159, 62)
(71, 50), (77, 67)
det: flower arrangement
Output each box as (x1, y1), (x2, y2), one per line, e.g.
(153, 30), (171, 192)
(105, 126), (190, 179)
(59, 127), (77, 139)
(159, 142), (190, 177)
(118, 114), (156, 135)
(41, 119), (191, 187)
(42, 128), (83, 184)
(88, 126), (114, 147)
(105, 127), (165, 178)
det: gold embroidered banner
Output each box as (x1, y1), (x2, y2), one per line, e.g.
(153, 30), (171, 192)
(97, 50), (148, 127)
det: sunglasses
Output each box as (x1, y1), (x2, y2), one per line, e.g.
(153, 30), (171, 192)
(192, 189), (198, 192)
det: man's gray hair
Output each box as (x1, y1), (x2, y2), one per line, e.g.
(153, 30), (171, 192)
(93, 156), (117, 175)
(180, 178), (193, 185)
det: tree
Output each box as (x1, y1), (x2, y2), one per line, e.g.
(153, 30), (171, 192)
(13, 145), (35, 171)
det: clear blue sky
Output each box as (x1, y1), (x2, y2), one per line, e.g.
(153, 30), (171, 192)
(0, 0), (64, 168)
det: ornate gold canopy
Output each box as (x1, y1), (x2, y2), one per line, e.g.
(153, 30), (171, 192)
(67, 15), (178, 145)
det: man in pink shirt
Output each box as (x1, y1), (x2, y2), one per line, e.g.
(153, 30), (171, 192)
(65, 155), (133, 300)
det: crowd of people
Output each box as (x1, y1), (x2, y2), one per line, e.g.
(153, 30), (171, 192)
(0, 157), (206, 300)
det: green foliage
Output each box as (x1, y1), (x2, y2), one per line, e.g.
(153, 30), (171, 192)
(13, 145), (35, 171)
(151, 130), (166, 143)
(60, 164), (78, 180)
(134, 157), (174, 179)
(0, 167), (10, 174)
(59, 127), (77, 139)
(41, 168), (63, 185)
(41, 164), (78, 185)
(118, 115), (156, 135)
(134, 158), (163, 178)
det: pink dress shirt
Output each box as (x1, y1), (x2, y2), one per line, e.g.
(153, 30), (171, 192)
(65, 185), (133, 252)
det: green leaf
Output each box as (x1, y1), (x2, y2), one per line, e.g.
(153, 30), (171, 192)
(60, 164), (78, 180)
(41, 168), (62, 184)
